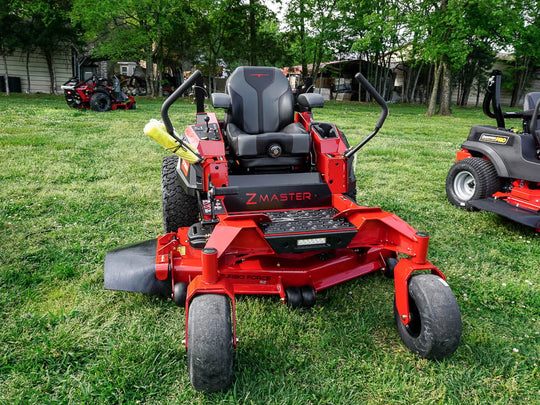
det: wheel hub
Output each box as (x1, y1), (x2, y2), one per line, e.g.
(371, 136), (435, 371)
(453, 171), (476, 201)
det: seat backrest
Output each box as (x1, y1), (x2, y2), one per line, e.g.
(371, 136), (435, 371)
(226, 66), (294, 134)
(524, 93), (540, 141)
(523, 92), (540, 111)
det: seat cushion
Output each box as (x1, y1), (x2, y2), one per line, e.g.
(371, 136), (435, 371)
(227, 122), (310, 157)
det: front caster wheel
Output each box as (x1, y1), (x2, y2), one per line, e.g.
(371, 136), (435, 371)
(285, 286), (302, 308)
(300, 285), (316, 308)
(395, 274), (462, 360)
(187, 294), (233, 392)
(173, 282), (187, 307)
(383, 256), (398, 279)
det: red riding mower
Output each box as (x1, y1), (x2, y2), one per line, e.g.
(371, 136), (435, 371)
(446, 70), (540, 232)
(61, 75), (135, 112)
(104, 67), (462, 391)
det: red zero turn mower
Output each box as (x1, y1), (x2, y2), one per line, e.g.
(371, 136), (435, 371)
(61, 75), (135, 112)
(104, 67), (462, 392)
(446, 70), (540, 232)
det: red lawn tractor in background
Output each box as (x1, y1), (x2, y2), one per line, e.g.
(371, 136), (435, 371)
(104, 67), (462, 392)
(446, 70), (540, 232)
(61, 75), (135, 112)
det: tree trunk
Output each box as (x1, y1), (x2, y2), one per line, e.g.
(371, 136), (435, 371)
(475, 79), (481, 107)
(456, 77), (462, 107)
(382, 53), (391, 100)
(517, 59), (530, 106)
(26, 50), (31, 93)
(357, 60), (362, 101)
(249, 0), (256, 65)
(145, 54), (154, 96)
(439, 61), (452, 115)
(403, 64), (410, 103)
(156, 37), (163, 98)
(510, 57), (530, 107)
(426, 62), (442, 116)
(156, 70), (162, 98)
(424, 64), (433, 104)
(410, 63), (423, 104)
(45, 51), (57, 94)
(461, 84), (471, 107)
(299, 1), (307, 82)
(2, 53), (10, 96)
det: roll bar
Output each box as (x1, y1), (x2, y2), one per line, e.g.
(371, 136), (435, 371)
(343, 72), (389, 159)
(161, 70), (203, 137)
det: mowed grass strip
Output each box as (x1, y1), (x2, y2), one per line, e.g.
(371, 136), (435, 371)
(0, 94), (538, 404)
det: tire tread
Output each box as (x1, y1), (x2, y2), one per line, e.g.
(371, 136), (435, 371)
(161, 155), (199, 232)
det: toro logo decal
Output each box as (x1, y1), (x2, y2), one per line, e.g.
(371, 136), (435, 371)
(479, 133), (509, 145)
(181, 159), (190, 176)
(246, 192), (312, 205)
(250, 74), (270, 78)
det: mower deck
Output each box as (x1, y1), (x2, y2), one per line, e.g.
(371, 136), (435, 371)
(469, 197), (540, 230)
(469, 177), (540, 231)
(156, 201), (427, 292)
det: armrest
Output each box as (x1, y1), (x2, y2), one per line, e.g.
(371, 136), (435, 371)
(211, 93), (231, 109)
(297, 93), (324, 109)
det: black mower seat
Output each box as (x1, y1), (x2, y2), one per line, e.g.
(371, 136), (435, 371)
(524, 93), (540, 131)
(523, 92), (540, 149)
(524, 92), (540, 113)
(214, 66), (311, 168)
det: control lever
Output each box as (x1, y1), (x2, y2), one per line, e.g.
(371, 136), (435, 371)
(202, 184), (239, 225)
(203, 178), (219, 225)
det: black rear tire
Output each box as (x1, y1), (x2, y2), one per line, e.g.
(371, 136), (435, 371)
(446, 157), (500, 210)
(90, 92), (111, 112)
(395, 274), (462, 360)
(161, 155), (199, 233)
(187, 294), (233, 392)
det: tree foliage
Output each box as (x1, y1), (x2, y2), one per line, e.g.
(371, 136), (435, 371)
(0, 0), (22, 95)
(72, 0), (189, 95)
(2, 0), (81, 94)
(2, 0), (539, 110)
(507, 0), (540, 106)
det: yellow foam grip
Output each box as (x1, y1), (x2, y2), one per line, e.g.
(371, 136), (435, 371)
(144, 119), (201, 164)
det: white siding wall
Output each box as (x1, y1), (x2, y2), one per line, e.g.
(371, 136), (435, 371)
(3, 48), (73, 94)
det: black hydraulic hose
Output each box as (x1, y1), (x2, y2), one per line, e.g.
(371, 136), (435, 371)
(482, 90), (496, 120)
(482, 70), (524, 126)
(343, 72), (389, 159)
(161, 70), (202, 137)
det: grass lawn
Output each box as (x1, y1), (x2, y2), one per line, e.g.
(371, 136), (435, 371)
(0, 93), (538, 404)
